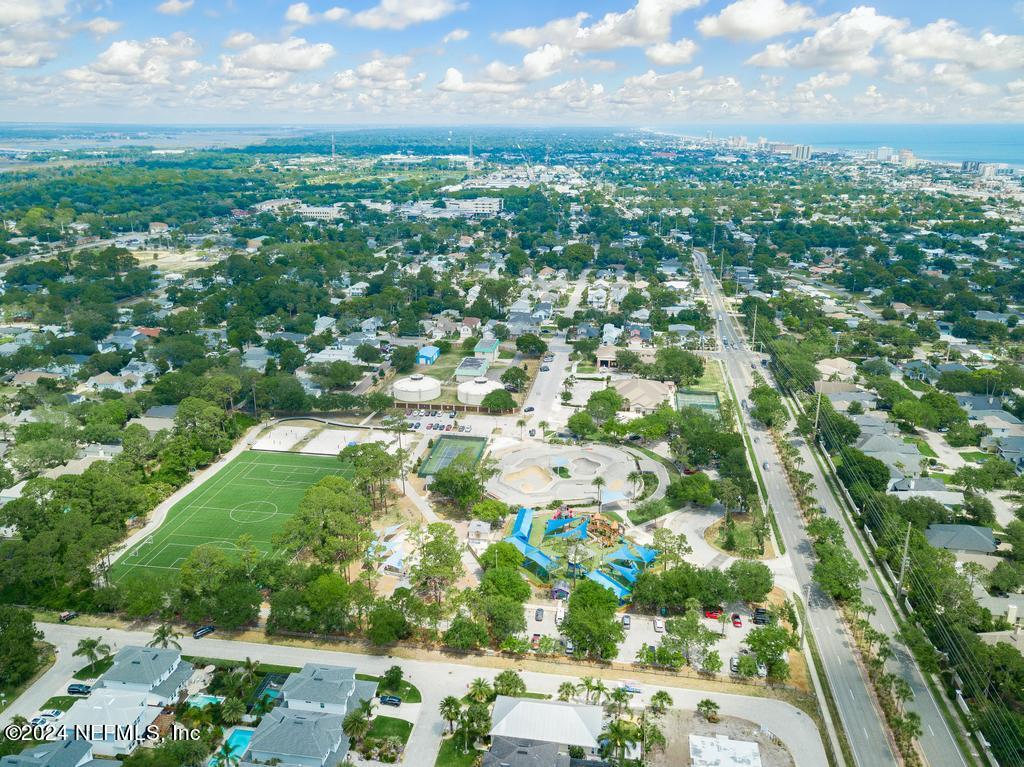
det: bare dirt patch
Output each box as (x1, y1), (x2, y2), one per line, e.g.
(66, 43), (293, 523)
(650, 708), (794, 767)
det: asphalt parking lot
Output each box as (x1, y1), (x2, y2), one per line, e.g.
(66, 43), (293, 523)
(522, 602), (757, 667)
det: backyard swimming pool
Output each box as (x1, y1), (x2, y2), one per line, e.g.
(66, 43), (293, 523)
(187, 694), (225, 708)
(208, 728), (253, 766)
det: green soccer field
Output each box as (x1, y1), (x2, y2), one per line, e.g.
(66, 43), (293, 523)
(111, 450), (353, 581)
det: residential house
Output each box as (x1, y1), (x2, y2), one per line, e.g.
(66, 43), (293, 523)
(925, 524), (997, 556)
(239, 709), (348, 767)
(994, 436), (1024, 474)
(95, 646), (194, 706)
(487, 697), (603, 758)
(460, 317), (481, 337)
(888, 477), (964, 508)
(483, 738), (569, 767)
(816, 357), (857, 381)
(62, 690), (159, 757)
(84, 372), (142, 394)
(0, 740), (119, 767)
(901, 360), (940, 383)
(856, 434), (923, 479)
(241, 346), (273, 372)
(281, 663), (378, 716)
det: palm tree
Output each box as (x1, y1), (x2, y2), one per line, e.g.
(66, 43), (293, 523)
(696, 698), (719, 723)
(649, 690), (673, 716)
(342, 709), (371, 746)
(600, 718), (639, 764)
(220, 698), (245, 725)
(577, 676), (596, 703)
(638, 714), (666, 759)
(234, 657), (261, 685)
(557, 681), (577, 702)
(148, 623), (182, 650)
(358, 696), (377, 719)
(538, 420), (549, 436)
(516, 418), (527, 439)
(604, 687), (631, 719)
(590, 678), (608, 705)
(73, 636), (111, 668)
(213, 741), (239, 767)
(627, 470), (644, 498)
(593, 475), (606, 509)
(467, 677), (493, 704)
(892, 677), (914, 713)
(439, 695), (462, 734)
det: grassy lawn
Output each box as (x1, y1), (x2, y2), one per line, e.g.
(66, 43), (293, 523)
(434, 737), (482, 767)
(357, 673), (422, 704)
(41, 696), (78, 712)
(705, 515), (774, 559)
(695, 357), (727, 394)
(904, 436), (938, 458)
(521, 691), (552, 699)
(577, 363), (597, 373)
(959, 451), (990, 463)
(111, 450), (353, 582)
(367, 715), (412, 743)
(73, 657), (114, 680)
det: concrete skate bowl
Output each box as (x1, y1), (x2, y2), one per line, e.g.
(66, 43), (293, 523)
(488, 443), (635, 507)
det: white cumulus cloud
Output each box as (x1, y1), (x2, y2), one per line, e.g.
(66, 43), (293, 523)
(645, 38), (698, 65)
(350, 0), (466, 31)
(284, 3), (349, 25)
(438, 67), (522, 93)
(697, 0), (817, 41)
(156, 0), (194, 16)
(886, 19), (1024, 71)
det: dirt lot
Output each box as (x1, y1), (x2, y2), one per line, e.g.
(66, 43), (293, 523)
(650, 709), (794, 767)
(133, 248), (224, 273)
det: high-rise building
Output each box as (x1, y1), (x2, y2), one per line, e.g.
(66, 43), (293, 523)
(877, 146), (895, 162)
(790, 144), (812, 161)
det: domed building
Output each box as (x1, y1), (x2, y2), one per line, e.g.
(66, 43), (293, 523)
(392, 373), (441, 403)
(457, 377), (504, 406)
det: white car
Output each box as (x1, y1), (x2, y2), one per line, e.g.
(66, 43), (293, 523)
(653, 617), (665, 632)
(39, 709), (64, 720)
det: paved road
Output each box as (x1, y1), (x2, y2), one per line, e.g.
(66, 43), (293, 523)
(699, 252), (970, 767)
(696, 251), (899, 767)
(13, 623), (828, 767)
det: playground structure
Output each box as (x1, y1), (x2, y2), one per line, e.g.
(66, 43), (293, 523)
(503, 505), (656, 603)
(487, 443), (637, 508)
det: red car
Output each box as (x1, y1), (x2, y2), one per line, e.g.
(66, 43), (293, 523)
(704, 607), (723, 619)
(531, 633), (541, 649)
(731, 613), (742, 627)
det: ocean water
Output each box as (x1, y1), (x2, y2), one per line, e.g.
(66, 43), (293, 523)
(670, 123), (1024, 167)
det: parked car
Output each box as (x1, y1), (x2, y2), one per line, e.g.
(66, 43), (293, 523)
(531, 633), (541, 649)
(528, 428), (536, 437)
(729, 655), (740, 673)
(193, 625), (215, 639)
(732, 613), (742, 627)
(29, 718), (48, 727)
(621, 614), (631, 629)
(59, 611), (78, 623)
(39, 710), (63, 720)
(757, 662), (768, 678)
(704, 607), (723, 619)
(540, 366), (550, 372)
(565, 639), (575, 655)
(653, 617), (665, 633)
(67, 684), (91, 696)
(762, 461), (769, 470)
(620, 681), (642, 694)
(379, 695), (402, 707)
(524, 406), (535, 412)
(445, 424), (452, 431)
(753, 607), (770, 625)
(535, 608), (544, 621)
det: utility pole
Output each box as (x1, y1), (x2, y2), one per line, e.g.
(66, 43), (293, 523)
(812, 389), (823, 432)
(896, 520), (912, 596)
(752, 303), (758, 347)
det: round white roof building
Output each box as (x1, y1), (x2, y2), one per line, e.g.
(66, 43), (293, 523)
(457, 377), (504, 406)
(393, 373), (441, 403)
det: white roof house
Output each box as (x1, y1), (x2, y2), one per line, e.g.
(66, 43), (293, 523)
(62, 690), (160, 757)
(689, 734), (763, 767)
(489, 697), (602, 751)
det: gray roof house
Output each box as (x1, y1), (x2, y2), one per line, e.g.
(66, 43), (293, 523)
(489, 697), (603, 755)
(995, 437), (1024, 474)
(901, 360), (940, 383)
(281, 663), (377, 716)
(240, 709), (349, 767)
(925, 524), (997, 555)
(483, 737), (571, 767)
(94, 646), (194, 706)
(856, 434), (923, 479)
(0, 740), (119, 767)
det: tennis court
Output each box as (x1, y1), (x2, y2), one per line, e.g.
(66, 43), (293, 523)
(111, 450), (353, 581)
(418, 435), (487, 476)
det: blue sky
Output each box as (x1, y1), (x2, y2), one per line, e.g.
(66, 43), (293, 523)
(1, 0), (1022, 123)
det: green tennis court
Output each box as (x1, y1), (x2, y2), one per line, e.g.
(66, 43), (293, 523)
(111, 450), (353, 581)
(418, 435), (487, 476)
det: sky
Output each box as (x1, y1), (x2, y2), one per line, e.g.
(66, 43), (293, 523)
(0, 0), (1022, 124)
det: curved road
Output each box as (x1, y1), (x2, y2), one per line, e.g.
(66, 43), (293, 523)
(12, 623), (829, 767)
